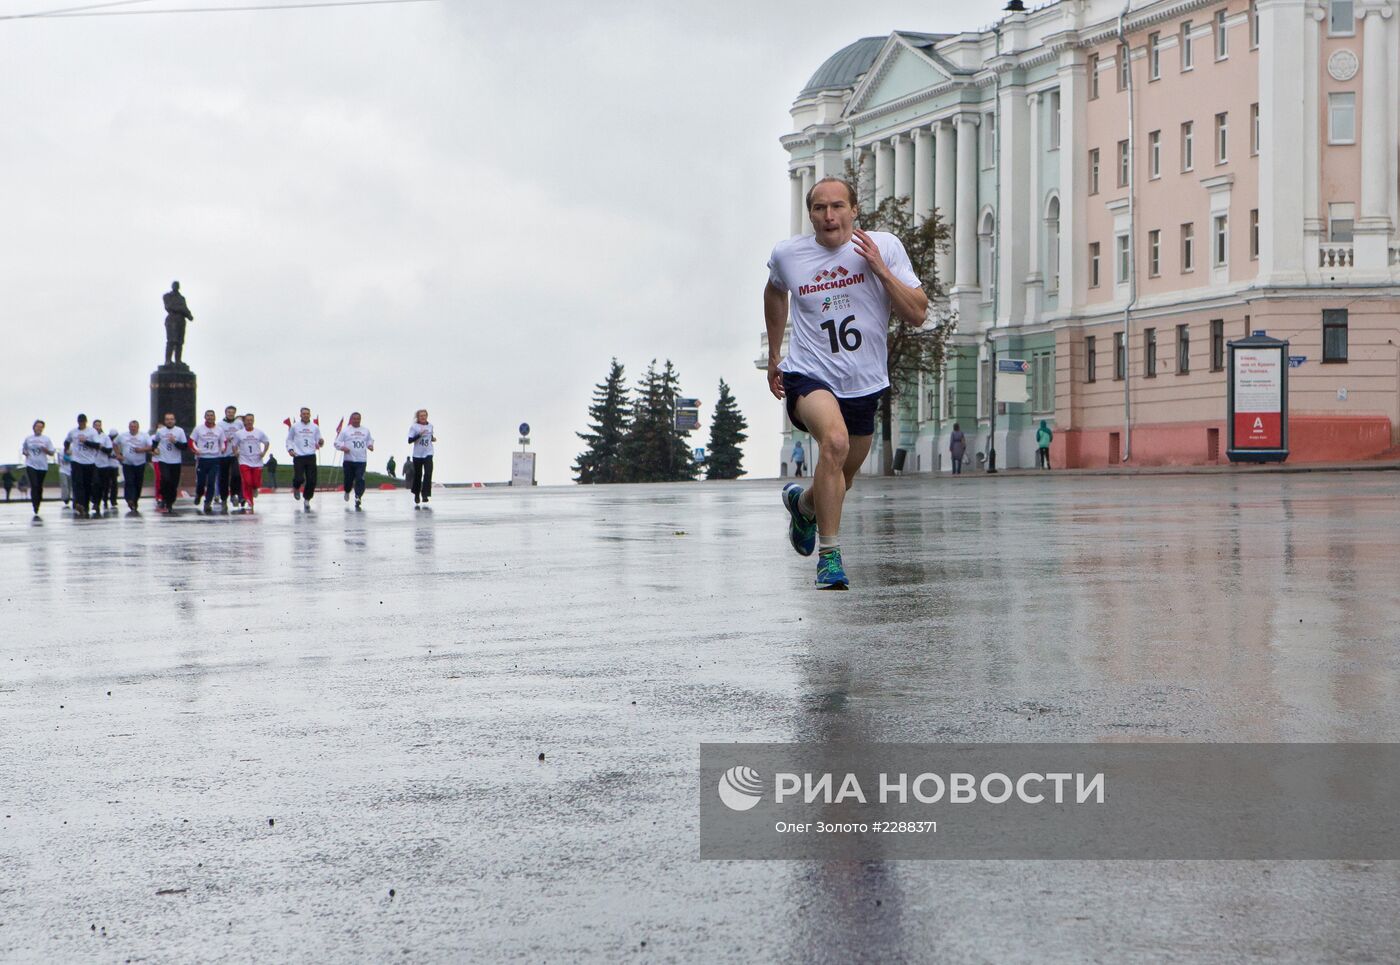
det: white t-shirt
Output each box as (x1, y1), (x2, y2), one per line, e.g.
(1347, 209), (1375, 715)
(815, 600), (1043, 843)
(153, 426), (188, 464)
(116, 432), (152, 466)
(21, 434), (54, 471)
(190, 424), (225, 458)
(767, 231), (921, 398)
(218, 418), (242, 453)
(408, 423), (435, 458)
(65, 427), (101, 465)
(335, 426), (374, 463)
(234, 428), (270, 467)
(93, 434), (116, 469)
(287, 420), (322, 456)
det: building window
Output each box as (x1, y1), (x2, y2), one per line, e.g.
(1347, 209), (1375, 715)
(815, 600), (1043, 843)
(1250, 1), (1260, 48)
(1144, 328), (1158, 377)
(1116, 233), (1131, 284)
(1032, 350), (1055, 411)
(1210, 319), (1225, 370)
(1149, 130), (1161, 178)
(983, 112), (997, 167)
(1046, 196), (1061, 292)
(1114, 331), (1126, 380)
(1323, 308), (1349, 361)
(1085, 335), (1097, 382)
(1182, 121), (1194, 171)
(978, 210), (996, 291)
(1215, 9), (1229, 60)
(1177, 324), (1190, 374)
(1181, 20), (1194, 69)
(1149, 32), (1161, 80)
(1117, 139), (1130, 187)
(1117, 44), (1130, 91)
(1213, 215), (1229, 266)
(1329, 202), (1355, 242)
(1148, 229), (1161, 276)
(1088, 53), (1100, 99)
(1049, 91), (1061, 149)
(1250, 209), (1259, 259)
(1182, 222), (1195, 271)
(1329, 0), (1355, 36)
(1089, 148), (1100, 194)
(1215, 112), (1228, 163)
(1329, 92), (1356, 144)
(1250, 103), (1260, 155)
(1089, 242), (1101, 287)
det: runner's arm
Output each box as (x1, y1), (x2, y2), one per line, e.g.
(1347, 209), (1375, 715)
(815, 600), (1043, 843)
(853, 227), (927, 326)
(764, 281), (788, 399)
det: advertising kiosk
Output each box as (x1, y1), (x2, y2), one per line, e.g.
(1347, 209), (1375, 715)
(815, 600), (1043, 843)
(1226, 333), (1289, 463)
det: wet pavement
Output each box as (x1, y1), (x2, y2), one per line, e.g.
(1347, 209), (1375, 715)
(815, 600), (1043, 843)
(3, 475), (1400, 963)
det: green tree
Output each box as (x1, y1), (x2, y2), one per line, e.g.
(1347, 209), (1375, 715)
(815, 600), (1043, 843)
(620, 359), (696, 482)
(847, 161), (956, 474)
(574, 358), (631, 484)
(705, 378), (747, 480)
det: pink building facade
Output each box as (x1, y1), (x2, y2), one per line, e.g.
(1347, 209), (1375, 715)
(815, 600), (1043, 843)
(777, 0), (1400, 471)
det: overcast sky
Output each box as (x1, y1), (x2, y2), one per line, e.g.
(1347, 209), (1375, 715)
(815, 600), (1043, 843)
(1, 0), (1007, 485)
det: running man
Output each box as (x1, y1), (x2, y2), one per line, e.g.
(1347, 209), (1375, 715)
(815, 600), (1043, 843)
(218, 404), (244, 509)
(64, 414), (101, 519)
(91, 420), (117, 515)
(407, 409), (435, 507)
(20, 420), (56, 518)
(152, 412), (188, 512)
(190, 409), (227, 513)
(286, 407), (323, 509)
(115, 420), (153, 512)
(764, 176), (927, 589)
(233, 414), (270, 513)
(334, 412), (374, 511)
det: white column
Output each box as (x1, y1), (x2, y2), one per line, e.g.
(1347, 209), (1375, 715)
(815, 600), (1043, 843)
(1356, 3), (1394, 269)
(913, 127), (934, 223)
(1057, 54), (1085, 310)
(1303, 4), (1324, 275)
(858, 148), (876, 211)
(789, 170), (805, 238)
(934, 119), (956, 286)
(894, 133), (914, 212)
(800, 166), (815, 235)
(997, 82), (1029, 327)
(1258, 0), (1308, 282)
(875, 139), (895, 201)
(953, 114), (980, 293)
(1025, 91), (1044, 321)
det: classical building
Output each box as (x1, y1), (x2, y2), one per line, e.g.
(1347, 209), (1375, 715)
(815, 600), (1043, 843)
(765, 0), (1400, 473)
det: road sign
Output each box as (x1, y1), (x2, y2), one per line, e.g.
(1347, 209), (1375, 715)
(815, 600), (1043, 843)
(693, 447), (706, 462)
(675, 409), (700, 432)
(677, 398), (701, 408)
(995, 358), (1030, 404)
(997, 358), (1029, 374)
(518, 422), (530, 436)
(1288, 356), (1307, 368)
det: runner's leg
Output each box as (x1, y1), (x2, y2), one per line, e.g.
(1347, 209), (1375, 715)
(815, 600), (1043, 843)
(792, 390), (850, 540)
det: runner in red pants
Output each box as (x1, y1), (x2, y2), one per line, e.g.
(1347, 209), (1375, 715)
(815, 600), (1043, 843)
(232, 413), (270, 513)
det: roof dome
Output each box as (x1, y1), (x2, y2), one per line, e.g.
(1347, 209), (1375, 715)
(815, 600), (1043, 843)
(798, 36), (884, 97)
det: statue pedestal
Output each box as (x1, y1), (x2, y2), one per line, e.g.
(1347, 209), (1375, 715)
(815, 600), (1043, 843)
(150, 363), (197, 466)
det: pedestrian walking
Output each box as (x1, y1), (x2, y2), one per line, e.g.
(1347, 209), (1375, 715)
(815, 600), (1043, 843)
(265, 453), (279, 490)
(335, 413), (375, 510)
(286, 408), (323, 509)
(386, 455), (396, 480)
(766, 176), (927, 589)
(408, 409), (435, 507)
(152, 412), (188, 512)
(233, 414), (270, 513)
(1036, 420), (1053, 470)
(115, 420), (153, 512)
(949, 423), (966, 475)
(791, 439), (805, 478)
(64, 414), (102, 519)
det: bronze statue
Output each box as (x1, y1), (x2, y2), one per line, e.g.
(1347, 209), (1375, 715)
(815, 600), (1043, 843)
(163, 281), (194, 365)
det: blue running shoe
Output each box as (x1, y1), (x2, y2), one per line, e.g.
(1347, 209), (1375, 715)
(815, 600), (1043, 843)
(815, 547), (849, 590)
(782, 483), (817, 557)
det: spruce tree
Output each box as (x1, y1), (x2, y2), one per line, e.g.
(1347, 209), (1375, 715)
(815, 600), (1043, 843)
(705, 379), (747, 480)
(620, 359), (697, 482)
(574, 358), (630, 484)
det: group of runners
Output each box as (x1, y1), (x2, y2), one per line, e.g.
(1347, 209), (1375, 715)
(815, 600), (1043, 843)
(17, 407), (438, 518)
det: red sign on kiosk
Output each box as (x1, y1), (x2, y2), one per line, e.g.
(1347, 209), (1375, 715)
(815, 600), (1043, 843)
(1227, 334), (1289, 462)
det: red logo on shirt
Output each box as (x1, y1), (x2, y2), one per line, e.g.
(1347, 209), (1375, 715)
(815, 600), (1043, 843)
(811, 265), (850, 283)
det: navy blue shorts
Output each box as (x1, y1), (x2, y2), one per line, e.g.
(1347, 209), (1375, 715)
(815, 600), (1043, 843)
(783, 372), (884, 437)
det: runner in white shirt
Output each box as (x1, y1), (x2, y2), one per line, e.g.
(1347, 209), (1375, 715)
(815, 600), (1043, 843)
(64, 413), (102, 518)
(286, 407), (323, 509)
(152, 412), (188, 513)
(91, 420), (118, 515)
(58, 451), (72, 506)
(217, 404), (244, 509)
(764, 176), (927, 589)
(115, 420), (153, 512)
(233, 414), (271, 513)
(189, 409), (227, 514)
(333, 412), (375, 511)
(407, 408), (436, 507)
(20, 420), (56, 517)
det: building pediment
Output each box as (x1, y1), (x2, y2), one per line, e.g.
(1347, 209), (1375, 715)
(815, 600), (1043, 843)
(846, 32), (962, 118)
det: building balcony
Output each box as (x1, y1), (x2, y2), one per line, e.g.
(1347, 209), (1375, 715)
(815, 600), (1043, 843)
(1319, 244), (1353, 269)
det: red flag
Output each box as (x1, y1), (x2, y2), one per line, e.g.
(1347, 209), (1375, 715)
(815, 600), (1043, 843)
(282, 417), (292, 428)
(314, 415), (320, 426)
(335, 417), (344, 434)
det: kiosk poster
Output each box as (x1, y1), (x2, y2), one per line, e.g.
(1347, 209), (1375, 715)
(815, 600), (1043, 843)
(1233, 349), (1283, 448)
